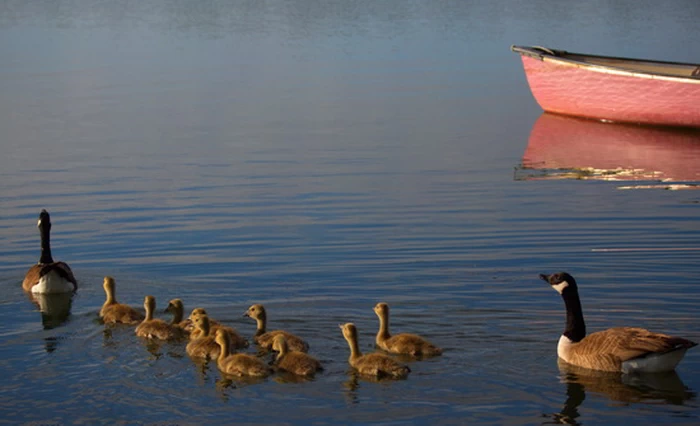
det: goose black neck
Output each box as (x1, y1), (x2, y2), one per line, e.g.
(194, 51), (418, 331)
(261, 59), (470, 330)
(561, 289), (586, 342)
(39, 222), (53, 264)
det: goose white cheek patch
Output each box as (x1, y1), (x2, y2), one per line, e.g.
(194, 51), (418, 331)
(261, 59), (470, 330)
(551, 281), (569, 294)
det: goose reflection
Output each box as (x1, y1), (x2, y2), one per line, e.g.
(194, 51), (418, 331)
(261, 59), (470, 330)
(517, 113), (700, 185)
(545, 359), (695, 425)
(26, 291), (74, 330)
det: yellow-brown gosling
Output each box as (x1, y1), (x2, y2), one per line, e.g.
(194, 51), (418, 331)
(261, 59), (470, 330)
(100, 277), (144, 325)
(373, 302), (443, 357)
(186, 314), (221, 360)
(164, 299), (191, 333)
(215, 329), (272, 378)
(189, 308), (248, 349)
(135, 295), (185, 341)
(340, 323), (410, 379)
(272, 335), (322, 377)
(541, 272), (698, 373)
(244, 304), (309, 353)
(23, 210), (77, 293)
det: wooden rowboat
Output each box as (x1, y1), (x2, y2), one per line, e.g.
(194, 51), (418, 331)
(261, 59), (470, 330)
(511, 46), (700, 127)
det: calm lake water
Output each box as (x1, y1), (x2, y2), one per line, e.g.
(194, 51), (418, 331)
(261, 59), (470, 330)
(1, 1), (699, 424)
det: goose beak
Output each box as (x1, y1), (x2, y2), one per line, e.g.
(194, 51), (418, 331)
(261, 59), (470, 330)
(539, 274), (551, 284)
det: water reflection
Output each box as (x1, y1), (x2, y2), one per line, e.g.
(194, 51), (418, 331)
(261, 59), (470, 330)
(27, 292), (74, 330)
(517, 113), (700, 184)
(545, 359), (695, 425)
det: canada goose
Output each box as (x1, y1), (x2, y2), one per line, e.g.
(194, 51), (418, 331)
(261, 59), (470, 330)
(373, 302), (442, 357)
(188, 308), (248, 349)
(100, 277), (144, 325)
(340, 323), (410, 379)
(215, 329), (272, 377)
(244, 304), (309, 353)
(164, 299), (191, 333)
(541, 272), (697, 373)
(186, 314), (221, 359)
(22, 210), (77, 293)
(135, 295), (185, 341)
(272, 335), (322, 377)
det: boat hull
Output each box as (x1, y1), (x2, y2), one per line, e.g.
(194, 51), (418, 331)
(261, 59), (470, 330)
(514, 48), (700, 127)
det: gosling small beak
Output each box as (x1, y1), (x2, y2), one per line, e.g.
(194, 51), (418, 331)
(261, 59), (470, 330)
(243, 311), (250, 317)
(338, 324), (344, 329)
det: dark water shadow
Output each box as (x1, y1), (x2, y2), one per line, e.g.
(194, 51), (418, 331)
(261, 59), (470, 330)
(543, 359), (696, 425)
(26, 292), (74, 330)
(516, 113), (700, 187)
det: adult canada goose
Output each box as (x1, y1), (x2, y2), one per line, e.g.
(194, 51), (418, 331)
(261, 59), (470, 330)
(541, 272), (697, 373)
(135, 296), (185, 341)
(271, 335), (322, 377)
(340, 323), (410, 379)
(22, 210), (77, 293)
(186, 314), (221, 360)
(189, 308), (248, 349)
(100, 277), (144, 325)
(373, 302), (442, 357)
(244, 304), (309, 353)
(215, 329), (272, 378)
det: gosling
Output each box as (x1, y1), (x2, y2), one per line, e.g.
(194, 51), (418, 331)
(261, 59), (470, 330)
(189, 307), (248, 349)
(215, 329), (272, 378)
(100, 277), (144, 325)
(186, 314), (221, 360)
(244, 304), (309, 353)
(272, 335), (322, 377)
(340, 322), (410, 379)
(164, 298), (191, 334)
(135, 295), (185, 341)
(374, 302), (442, 357)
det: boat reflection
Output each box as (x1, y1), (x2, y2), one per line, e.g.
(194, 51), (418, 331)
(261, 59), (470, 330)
(517, 113), (700, 186)
(26, 292), (74, 330)
(545, 359), (695, 425)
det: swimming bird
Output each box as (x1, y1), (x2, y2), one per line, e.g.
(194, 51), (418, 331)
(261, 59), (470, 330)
(244, 304), (309, 353)
(135, 295), (185, 341)
(100, 277), (144, 325)
(340, 323), (410, 379)
(215, 329), (272, 378)
(541, 272), (697, 373)
(186, 314), (221, 360)
(188, 308), (248, 349)
(22, 210), (77, 293)
(373, 302), (442, 357)
(272, 335), (322, 377)
(164, 299), (191, 333)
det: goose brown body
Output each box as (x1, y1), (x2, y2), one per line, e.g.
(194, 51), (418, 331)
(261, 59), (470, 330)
(100, 277), (144, 325)
(244, 304), (309, 353)
(272, 335), (322, 377)
(186, 314), (221, 359)
(188, 308), (248, 349)
(541, 272), (697, 373)
(22, 210), (77, 293)
(135, 295), (185, 341)
(373, 302), (442, 357)
(215, 329), (271, 377)
(340, 323), (410, 379)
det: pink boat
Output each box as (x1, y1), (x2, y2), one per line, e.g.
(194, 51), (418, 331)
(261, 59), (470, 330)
(512, 46), (700, 127)
(519, 113), (700, 183)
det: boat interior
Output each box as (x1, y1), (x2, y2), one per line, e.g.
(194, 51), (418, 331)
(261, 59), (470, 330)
(565, 53), (700, 78)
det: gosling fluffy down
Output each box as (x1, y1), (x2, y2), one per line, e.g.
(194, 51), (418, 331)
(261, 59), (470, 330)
(188, 308), (248, 349)
(215, 329), (272, 378)
(100, 277), (144, 325)
(244, 304), (309, 353)
(373, 302), (442, 357)
(340, 322), (410, 379)
(272, 335), (322, 377)
(135, 295), (185, 341)
(186, 314), (221, 360)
